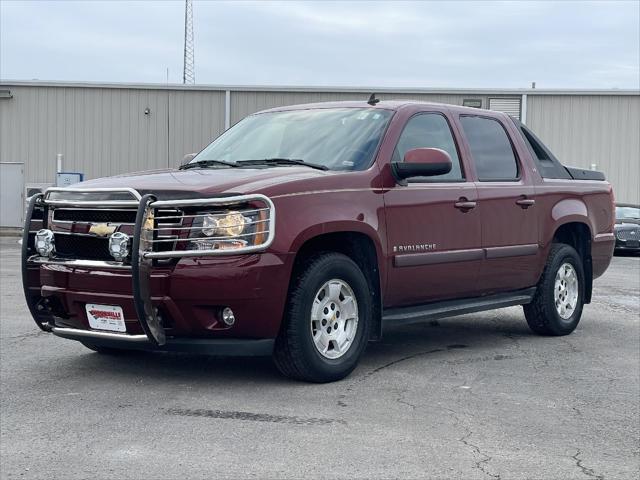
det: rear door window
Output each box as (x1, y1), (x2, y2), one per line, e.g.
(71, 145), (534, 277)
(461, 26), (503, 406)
(459, 116), (519, 181)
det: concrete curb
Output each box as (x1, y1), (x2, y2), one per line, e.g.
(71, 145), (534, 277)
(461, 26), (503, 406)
(0, 228), (22, 237)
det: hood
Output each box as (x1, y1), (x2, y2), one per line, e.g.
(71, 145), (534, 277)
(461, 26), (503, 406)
(74, 166), (330, 199)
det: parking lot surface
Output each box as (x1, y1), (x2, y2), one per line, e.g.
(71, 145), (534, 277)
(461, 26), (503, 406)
(1, 238), (638, 479)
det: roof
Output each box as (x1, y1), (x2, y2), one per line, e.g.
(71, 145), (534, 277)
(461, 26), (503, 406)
(257, 100), (419, 113)
(255, 100), (500, 116)
(1, 79), (638, 96)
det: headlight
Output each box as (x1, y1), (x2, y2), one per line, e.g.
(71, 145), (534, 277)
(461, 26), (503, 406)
(202, 212), (246, 237)
(188, 208), (267, 251)
(35, 229), (55, 257)
(108, 232), (130, 261)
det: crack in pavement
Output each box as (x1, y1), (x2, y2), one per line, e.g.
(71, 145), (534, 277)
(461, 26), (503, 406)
(559, 337), (580, 353)
(336, 348), (445, 407)
(443, 353), (518, 365)
(445, 407), (500, 480)
(1, 330), (46, 342)
(369, 347), (447, 376)
(337, 344), (471, 407)
(572, 449), (605, 480)
(393, 387), (417, 410)
(459, 430), (501, 480)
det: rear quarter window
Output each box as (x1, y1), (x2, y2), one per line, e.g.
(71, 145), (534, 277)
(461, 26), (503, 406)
(517, 122), (572, 179)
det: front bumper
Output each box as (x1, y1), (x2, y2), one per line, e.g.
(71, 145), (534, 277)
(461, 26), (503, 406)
(614, 239), (640, 252)
(51, 327), (275, 355)
(21, 190), (287, 355)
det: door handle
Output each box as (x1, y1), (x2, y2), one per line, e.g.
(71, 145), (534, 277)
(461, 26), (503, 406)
(454, 199), (477, 211)
(516, 198), (536, 209)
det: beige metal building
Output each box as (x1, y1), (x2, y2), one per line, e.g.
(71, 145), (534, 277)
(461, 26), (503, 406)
(0, 81), (638, 226)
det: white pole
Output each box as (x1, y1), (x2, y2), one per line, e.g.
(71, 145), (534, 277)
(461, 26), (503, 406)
(56, 153), (63, 173)
(520, 94), (527, 125)
(225, 90), (231, 130)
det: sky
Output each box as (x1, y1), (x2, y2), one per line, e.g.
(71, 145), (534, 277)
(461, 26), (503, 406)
(1, 0), (639, 89)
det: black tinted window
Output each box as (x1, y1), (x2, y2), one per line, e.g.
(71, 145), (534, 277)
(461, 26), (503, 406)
(392, 113), (463, 182)
(521, 127), (550, 161)
(460, 116), (518, 181)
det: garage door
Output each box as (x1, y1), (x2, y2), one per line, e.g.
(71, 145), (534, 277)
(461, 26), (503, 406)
(489, 98), (521, 119)
(0, 162), (24, 227)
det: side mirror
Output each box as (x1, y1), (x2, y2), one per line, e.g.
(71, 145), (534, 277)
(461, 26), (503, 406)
(392, 148), (452, 180)
(181, 153), (197, 166)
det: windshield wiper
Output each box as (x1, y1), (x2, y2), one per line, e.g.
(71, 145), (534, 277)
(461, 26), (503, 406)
(236, 158), (328, 171)
(179, 159), (238, 170)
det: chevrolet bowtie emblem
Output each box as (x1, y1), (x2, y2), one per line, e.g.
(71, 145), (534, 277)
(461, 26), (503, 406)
(89, 223), (116, 237)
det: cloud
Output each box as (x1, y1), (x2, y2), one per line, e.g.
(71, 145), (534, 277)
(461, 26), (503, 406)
(1, 0), (638, 88)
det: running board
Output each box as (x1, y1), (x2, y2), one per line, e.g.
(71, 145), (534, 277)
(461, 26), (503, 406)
(382, 288), (537, 327)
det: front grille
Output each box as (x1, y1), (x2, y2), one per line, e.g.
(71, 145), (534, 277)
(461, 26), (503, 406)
(31, 207), (44, 220)
(53, 208), (182, 225)
(54, 209), (137, 224)
(49, 207), (184, 262)
(54, 235), (112, 261)
(617, 228), (639, 241)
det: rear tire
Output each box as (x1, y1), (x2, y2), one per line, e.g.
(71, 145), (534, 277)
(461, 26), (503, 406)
(273, 253), (371, 383)
(524, 243), (585, 336)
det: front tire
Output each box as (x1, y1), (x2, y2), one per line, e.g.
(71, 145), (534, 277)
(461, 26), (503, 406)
(524, 243), (585, 336)
(273, 253), (371, 383)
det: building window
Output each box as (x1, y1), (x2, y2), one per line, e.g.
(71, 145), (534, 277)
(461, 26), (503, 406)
(463, 99), (482, 108)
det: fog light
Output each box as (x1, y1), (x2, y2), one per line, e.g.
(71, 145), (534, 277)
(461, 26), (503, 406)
(222, 307), (235, 326)
(108, 232), (130, 261)
(35, 229), (55, 257)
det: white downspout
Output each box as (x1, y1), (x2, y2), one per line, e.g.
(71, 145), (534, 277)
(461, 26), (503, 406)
(224, 90), (231, 130)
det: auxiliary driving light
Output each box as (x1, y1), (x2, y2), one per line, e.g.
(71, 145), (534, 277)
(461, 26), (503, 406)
(222, 307), (236, 326)
(35, 229), (55, 257)
(108, 231), (130, 261)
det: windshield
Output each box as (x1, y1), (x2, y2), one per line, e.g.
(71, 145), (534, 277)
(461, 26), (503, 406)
(616, 206), (640, 220)
(192, 108), (394, 171)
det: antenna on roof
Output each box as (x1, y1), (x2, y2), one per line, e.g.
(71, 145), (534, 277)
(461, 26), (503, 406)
(367, 93), (380, 106)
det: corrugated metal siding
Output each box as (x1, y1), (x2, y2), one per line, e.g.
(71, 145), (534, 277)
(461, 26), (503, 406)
(0, 86), (225, 181)
(526, 95), (640, 203)
(168, 90), (225, 165)
(230, 91), (491, 124)
(1, 84), (637, 204)
(0, 86), (170, 183)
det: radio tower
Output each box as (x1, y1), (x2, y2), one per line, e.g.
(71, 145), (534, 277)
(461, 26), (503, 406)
(183, 0), (195, 84)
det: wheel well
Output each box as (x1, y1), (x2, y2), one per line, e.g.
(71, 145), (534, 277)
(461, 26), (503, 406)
(552, 222), (593, 303)
(292, 232), (383, 341)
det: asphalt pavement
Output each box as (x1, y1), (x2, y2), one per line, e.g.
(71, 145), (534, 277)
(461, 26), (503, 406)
(1, 237), (638, 479)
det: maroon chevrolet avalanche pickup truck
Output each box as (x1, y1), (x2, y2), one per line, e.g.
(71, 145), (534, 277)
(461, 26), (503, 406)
(22, 100), (616, 382)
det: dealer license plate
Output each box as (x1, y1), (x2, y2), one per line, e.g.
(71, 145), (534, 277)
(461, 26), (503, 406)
(85, 304), (126, 332)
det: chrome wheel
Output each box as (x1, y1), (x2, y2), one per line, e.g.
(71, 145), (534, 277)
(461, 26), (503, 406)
(554, 262), (579, 320)
(310, 279), (359, 359)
